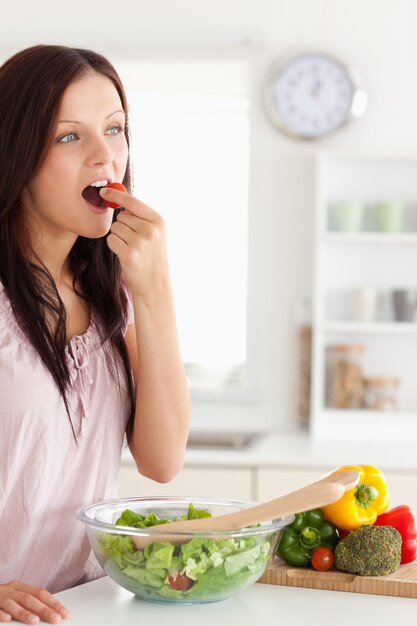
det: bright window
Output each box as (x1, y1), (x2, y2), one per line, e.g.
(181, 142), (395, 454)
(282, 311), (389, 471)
(118, 58), (250, 391)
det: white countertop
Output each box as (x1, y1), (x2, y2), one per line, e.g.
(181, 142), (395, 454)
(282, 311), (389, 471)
(51, 575), (416, 626)
(121, 429), (417, 472)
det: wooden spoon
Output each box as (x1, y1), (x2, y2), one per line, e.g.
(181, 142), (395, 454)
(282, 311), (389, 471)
(130, 469), (359, 550)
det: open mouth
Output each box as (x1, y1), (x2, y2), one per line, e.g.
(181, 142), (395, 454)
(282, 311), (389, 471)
(82, 186), (104, 207)
(81, 180), (110, 208)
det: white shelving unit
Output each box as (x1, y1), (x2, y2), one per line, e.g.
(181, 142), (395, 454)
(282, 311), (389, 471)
(311, 152), (417, 441)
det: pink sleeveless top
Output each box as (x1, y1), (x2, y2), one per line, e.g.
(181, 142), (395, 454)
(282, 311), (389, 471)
(0, 282), (134, 593)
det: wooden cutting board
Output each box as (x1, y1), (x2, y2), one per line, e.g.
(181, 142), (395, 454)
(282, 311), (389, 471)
(258, 557), (417, 598)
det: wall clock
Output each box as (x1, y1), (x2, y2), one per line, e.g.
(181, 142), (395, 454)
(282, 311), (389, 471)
(265, 52), (367, 140)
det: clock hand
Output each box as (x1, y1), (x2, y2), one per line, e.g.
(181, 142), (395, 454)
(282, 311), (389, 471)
(310, 79), (324, 99)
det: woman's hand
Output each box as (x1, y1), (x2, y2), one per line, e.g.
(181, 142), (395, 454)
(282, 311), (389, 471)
(100, 186), (169, 300)
(0, 581), (70, 624)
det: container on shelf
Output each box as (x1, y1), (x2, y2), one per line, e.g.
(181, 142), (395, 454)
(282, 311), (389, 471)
(362, 377), (401, 411)
(351, 287), (379, 322)
(375, 201), (404, 233)
(330, 200), (365, 232)
(325, 344), (365, 409)
(392, 289), (417, 322)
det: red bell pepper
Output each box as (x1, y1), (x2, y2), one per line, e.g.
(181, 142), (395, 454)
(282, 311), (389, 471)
(374, 505), (417, 564)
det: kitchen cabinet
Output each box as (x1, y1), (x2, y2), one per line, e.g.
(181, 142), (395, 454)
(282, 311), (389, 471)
(118, 462), (253, 500)
(255, 466), (330, 501)
(311, 153), (417, 442)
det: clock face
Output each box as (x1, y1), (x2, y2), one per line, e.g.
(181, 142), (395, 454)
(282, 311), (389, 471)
(267, 53), (363, 139)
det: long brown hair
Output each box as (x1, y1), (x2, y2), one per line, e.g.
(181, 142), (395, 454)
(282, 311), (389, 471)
(0, 45), (135, 440)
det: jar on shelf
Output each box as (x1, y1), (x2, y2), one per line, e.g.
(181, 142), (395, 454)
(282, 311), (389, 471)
(330, 200), (365, 232)
(362, 377), (401, 411)
(374, 201), (404, 233)
(326, 344), (365, 409)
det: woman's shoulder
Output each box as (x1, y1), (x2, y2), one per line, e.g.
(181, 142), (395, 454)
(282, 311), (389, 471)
(0, 280), (11, 321)
(0, 280), (9, 313)
(0, 281), (23, 338)
(0, 280), (10, 307)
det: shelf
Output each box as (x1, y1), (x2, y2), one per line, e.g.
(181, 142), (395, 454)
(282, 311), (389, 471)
(322, 408), (417, 419)
(321, 232), (417, 245)
(312, 153), (417, 442)
(322, 321), (417, 335)
(312, 409), (417, 441)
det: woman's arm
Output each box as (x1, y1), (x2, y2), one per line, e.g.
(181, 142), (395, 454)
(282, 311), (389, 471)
(124, 288), (190, 483)
(101, 185), (191, 483)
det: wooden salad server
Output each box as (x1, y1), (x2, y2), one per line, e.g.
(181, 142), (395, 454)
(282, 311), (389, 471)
(130, 469), (360, 550)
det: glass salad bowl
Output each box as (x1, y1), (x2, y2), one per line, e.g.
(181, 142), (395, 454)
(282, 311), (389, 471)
(77, 496), (293, 604)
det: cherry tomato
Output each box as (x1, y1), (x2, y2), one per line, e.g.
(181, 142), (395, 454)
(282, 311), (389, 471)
(311, 546), (334, 572)
(102, 182), (127, 208)
(167, 574), (194, 591)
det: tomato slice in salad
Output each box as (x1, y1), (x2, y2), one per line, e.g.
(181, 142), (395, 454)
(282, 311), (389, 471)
(102, 182), (127, 208)
(167, 574), (194, 591)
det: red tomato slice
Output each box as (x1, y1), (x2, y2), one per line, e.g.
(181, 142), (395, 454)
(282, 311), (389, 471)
(167, 574), (194, 591)
(311, 546), (334, 572)
(102, 182), (127, 208)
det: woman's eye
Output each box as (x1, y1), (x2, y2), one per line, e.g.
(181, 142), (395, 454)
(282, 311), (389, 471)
(58, 132), (78, 143)
(106, 125), (124, 136)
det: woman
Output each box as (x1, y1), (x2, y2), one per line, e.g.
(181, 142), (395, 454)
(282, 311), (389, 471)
(0, 45), (190, 624)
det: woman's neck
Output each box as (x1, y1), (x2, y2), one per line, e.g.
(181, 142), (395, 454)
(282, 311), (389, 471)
(31, 233), (77, 288)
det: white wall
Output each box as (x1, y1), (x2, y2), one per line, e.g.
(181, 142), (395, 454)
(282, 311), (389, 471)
(2, 0), (416, 433)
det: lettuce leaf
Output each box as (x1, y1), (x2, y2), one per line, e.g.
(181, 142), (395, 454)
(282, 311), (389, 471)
(115, 509), (171, 528)
(186, 503), (212, 520)
(143, 542), (175, 570)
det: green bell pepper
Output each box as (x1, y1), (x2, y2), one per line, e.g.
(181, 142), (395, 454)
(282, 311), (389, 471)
(276, 509), (339, 567)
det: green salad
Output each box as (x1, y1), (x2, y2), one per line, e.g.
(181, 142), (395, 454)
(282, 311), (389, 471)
(98, 504), (271, 602)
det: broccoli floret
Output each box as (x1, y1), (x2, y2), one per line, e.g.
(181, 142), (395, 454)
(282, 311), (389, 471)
(334, 525), (401, 576)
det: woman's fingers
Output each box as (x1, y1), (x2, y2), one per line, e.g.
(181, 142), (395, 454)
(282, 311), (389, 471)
(107, 206), (166, 256)
(0, 608), (12, 622)
(31, 587), (69, 620)
(0, 582), (70, 625)
(99, 187), (161, 222)
(114, 209), (146, 232)
(109, 217), (156, 245)
(103, 189), (169, 297)
(0, 598), (40, 624)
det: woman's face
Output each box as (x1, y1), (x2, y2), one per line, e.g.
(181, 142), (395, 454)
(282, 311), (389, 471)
(21, 71), (129, 242)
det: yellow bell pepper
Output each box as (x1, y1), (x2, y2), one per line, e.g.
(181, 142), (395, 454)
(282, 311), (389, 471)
(321, 465), (389, 531)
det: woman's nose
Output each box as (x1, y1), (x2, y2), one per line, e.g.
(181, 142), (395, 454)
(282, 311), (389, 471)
(86, 135), (113, 166)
